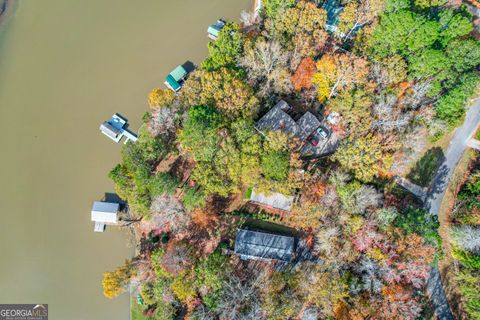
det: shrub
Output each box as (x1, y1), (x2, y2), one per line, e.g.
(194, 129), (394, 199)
(182, 187), (207, 210)
(149, 173), (179, 196)
(452, 248), (480, 270)
(261, 151), (290, 181)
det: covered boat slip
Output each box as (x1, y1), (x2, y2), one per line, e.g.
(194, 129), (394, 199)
(91, 201), (119, 232)
(164, 65), (188, 91)
(234, 229), (295, 261)
(207, 19), (226, 40)
(99, 114), (138, 144)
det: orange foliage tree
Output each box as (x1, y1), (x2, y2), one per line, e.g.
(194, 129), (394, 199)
(291, 57), (316, 91)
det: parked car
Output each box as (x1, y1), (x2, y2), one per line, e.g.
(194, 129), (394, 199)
(308, 126), (330, 146)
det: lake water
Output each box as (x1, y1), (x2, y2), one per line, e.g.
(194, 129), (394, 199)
(0, 0), (249, 319)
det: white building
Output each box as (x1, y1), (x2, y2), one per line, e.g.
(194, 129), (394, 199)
(91, 201), (119, 232)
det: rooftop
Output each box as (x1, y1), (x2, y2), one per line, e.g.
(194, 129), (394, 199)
(91, 201), (119, 224)
(234, 229), (295, 261)
(256, 100), (321, 142)
(249, 188), (294, 212)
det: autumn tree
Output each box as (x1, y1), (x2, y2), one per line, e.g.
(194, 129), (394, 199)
(148, 88), (175, 109)
(291, 57), (316, 91)
(414, 0), (446, 9)
(102, 260), (135, 299)
(338, 0), (384, 40)
(262, 0), (295, 19)
(333, 134), (390, 182)
(181, 68), (259, 118)
(266, 1), (328, 61)
(312, 53), (369, 101)
(239, 38), (292, 96)
(298, 263), (349, 317)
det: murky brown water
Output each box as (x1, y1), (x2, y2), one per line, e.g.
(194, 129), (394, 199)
(0, 1), (249, 319)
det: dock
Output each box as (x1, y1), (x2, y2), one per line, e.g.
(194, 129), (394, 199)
(100, 114), (138, 144)
(207, 19), (226, 40)
(91, 201), (119, 232)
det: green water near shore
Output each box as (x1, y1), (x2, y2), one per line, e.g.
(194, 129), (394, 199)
(0, 1), (248, 319)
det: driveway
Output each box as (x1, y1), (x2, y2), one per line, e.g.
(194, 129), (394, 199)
(424, 98), (480, 320)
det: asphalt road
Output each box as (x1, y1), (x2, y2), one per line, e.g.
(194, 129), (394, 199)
(426, 99), (480, 215)
(424, 98), (480, 320)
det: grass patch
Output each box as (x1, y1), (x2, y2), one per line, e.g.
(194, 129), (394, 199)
(407, 147), (444, 187)
(244, 187), (253, 199)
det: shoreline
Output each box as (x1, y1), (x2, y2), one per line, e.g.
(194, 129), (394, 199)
(0, 0), (13, 27)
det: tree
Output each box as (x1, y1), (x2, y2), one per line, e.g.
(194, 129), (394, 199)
(380, 284), (422, 319)
(262, 0), (295, 18)
(450, 225), (480, 253)
(149, 194), (190, 233)
(312, 53), (369, 101)
(414, 0), (446, 9)
(338, 0), (384, 39)
(438, 9), (473, 46)
(435, 73), (479, 125)
(148, 88), (175, 109)
(367, 10), (440, 58)
(261, 150), (290, 181)
(298, 264), (349, 317)
(266, 1), (327, 54)
(333, 134), (389, 182)
(291, 57), (316, 91)
(202, 23), (243, 71)
(407, 49), (450, 80)
(381, 55), (408, 85)
(239, 38), (291, 97)
(446, 39), (480, 74)
(178, 105), (222, 162)
(181, 69), (259, 118)
(102, 260), (135, 299)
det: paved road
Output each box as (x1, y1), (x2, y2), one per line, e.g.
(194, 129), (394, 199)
(424, 99), (480, 320)
(426, 99), (480, 215)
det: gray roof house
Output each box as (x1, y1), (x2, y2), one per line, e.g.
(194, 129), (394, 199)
(234, 229), (295, 261)
(256, 100), (321, 142)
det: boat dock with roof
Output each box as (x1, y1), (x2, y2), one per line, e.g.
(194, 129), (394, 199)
(207, 19), (226, 40)
(99, 114), (138, 144)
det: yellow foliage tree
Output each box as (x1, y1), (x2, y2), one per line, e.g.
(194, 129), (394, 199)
(333, 133), (391, 182)
(102, 260), (135, 299)
(148, 88), (175, 109)
(312, 53), (369, 102)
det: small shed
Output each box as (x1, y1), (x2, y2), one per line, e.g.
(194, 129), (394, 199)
(234, 229), (295, 261)
(249, 189), (294, 212)
(91, 201), (119, 232)
(165, 65), (188, 92)
(207, 19), (226, 40)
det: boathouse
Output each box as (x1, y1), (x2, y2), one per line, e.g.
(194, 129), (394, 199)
(164, 65), (189, 92)
(91, 201), (119, 232)
(207, 19), (226, 40)
(99, 114), (138, 144)
(234, 229), (295, 261)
